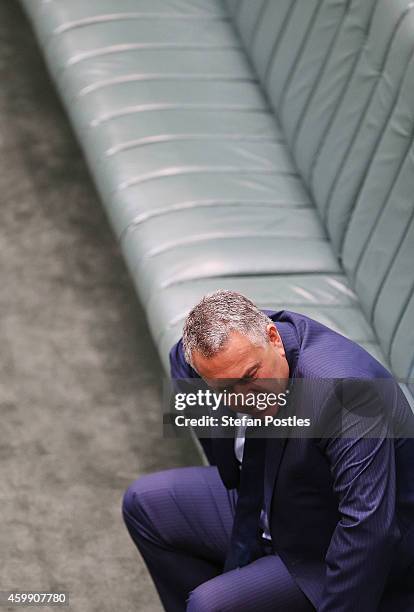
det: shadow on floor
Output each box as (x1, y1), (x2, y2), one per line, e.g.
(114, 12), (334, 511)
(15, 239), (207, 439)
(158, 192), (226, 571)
(0, 2), (201, 610)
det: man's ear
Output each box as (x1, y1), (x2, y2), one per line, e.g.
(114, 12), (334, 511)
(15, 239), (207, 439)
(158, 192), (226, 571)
(267, 323), (279, 344)
(267, 323), (285, 355)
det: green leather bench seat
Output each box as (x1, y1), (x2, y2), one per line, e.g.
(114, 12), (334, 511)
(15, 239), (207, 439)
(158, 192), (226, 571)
(21, 0), (414, 401)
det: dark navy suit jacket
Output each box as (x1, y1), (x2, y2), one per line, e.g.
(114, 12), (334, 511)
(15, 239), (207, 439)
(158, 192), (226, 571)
(169, 309), (414, 611)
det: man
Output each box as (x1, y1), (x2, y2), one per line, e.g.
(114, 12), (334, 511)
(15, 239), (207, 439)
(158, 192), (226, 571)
(122, 290), (414, 611)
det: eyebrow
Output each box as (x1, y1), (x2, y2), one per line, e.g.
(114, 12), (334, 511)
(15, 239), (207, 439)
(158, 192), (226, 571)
(213, 361), (260, 390)
(239, 361), (260, 379)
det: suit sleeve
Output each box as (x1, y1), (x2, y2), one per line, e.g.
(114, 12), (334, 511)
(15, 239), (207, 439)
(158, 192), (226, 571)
(318, 379), (401, 612)
(168, 339), (215, 464)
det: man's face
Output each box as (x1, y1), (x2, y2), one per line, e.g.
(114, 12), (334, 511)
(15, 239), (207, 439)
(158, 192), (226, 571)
(191, 323), (289, 418)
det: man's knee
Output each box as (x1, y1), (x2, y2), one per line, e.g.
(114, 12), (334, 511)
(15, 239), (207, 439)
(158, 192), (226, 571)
(121, 473), (157, 528)
(121, 468), (182, 528)
(186, 581), (223, 612)
(122, 466), (205, 522)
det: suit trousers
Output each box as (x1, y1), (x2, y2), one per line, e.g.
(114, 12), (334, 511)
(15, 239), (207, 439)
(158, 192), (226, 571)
(121, 465), (314, 612)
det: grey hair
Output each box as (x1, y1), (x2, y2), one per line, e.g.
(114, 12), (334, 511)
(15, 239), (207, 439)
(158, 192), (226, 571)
(182, 289), (273, 369)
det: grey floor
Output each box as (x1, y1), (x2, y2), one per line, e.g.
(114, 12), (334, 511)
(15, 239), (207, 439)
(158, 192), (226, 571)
(0, 2), (201, 610)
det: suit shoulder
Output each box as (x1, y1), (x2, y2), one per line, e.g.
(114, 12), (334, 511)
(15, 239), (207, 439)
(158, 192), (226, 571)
(169, 337), (199, 379)
(295, 317), (391, 379)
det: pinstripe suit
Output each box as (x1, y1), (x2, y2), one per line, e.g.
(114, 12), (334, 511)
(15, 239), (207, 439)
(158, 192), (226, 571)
(123, 310), (414, 611)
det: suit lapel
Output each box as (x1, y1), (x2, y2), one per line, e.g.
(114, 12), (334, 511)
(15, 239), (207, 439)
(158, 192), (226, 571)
(264, 436), (289, 520)
(264, 379), (299, 518)
(262, 319), (300, 519)
(212, 435), (240, 490)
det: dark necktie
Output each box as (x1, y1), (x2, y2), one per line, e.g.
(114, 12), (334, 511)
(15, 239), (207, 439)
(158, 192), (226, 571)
(223, 425), (267, 572)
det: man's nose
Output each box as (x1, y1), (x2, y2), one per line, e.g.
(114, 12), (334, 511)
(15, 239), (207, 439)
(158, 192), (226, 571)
(232, 383), (251, 395)
(228, 384), (255, 407)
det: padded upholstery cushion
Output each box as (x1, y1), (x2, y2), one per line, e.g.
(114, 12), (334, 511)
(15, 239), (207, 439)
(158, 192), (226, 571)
(123, 231), (340, 307)
(21, 0), (413, 391)
(22, 1), (341, 307)
(21, 0), (229, 46)
(228, 0), (414, 382)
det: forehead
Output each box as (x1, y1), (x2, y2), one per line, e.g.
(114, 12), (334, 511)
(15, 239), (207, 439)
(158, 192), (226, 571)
(192, 330), (262, 378)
